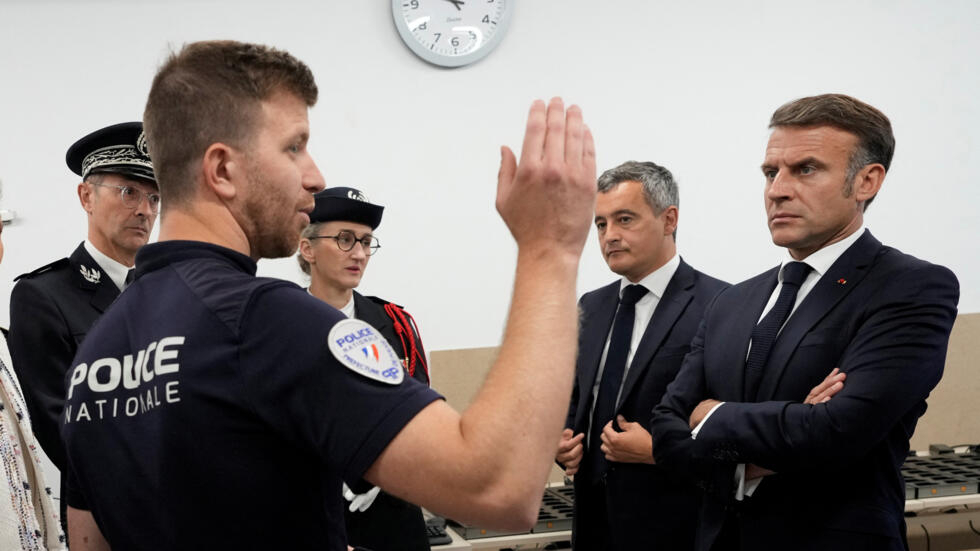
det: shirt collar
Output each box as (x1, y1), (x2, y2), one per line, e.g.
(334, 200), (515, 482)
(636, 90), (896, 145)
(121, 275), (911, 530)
(341, 295), (356, 318)
(84, 240), (132, 291)
(779, 226), (866, 281)
(619, 253), (680, 300)
(134, 240), (257, 280)
(306, 287), (355, 318)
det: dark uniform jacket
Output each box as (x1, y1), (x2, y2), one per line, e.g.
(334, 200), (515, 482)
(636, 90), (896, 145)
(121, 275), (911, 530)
(345, 291), (431, 550)
(8, 242), (121, 470)
(567, 259), (728, 551)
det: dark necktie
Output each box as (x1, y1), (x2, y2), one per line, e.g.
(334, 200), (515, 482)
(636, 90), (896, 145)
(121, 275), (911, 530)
(589, 284), (648, 483)
(744, 261), (812, 400)
(125, 269), (135, 286)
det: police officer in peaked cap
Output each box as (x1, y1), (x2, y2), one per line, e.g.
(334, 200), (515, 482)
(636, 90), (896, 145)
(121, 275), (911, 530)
(298, 186), (432, 550)
(7, 121), (159, 533)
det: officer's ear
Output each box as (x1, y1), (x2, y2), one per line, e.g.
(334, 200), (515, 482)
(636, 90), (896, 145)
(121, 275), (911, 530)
(299, 238), (316, 266)
(78, 181), (95, 214)
(201, 142), (241, 201)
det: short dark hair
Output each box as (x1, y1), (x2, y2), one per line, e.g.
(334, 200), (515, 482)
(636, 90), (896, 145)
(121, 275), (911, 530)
(596, 160), (679, 239)
(143, 40), (318, 207)
(769, 93), (894, 209)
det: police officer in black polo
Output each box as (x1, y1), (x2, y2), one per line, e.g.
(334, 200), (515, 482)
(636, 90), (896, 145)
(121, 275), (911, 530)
(298, 187), (430, 550)
(7, 121), (157, 530)
(60, 40), (598, 550)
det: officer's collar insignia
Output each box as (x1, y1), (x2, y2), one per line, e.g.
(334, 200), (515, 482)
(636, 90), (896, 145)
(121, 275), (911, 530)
(327, 319), (404, 385)
(79, 265), (102, 284)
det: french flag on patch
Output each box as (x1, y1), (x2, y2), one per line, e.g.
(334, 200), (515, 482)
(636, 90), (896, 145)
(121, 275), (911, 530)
(362, 344), (380, 362)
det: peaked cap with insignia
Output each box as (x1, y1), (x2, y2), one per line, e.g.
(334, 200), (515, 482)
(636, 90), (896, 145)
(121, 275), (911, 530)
(66, 121), (155, 184)
(309, 187), (384, 229)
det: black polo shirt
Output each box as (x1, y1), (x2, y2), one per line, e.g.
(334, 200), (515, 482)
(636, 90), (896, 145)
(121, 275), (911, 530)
(61, 241), (442, 550)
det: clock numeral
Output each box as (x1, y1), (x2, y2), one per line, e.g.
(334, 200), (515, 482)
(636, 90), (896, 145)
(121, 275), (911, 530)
(409, 0), (418, 8)
(434, 32), (441, 43)
(418, 21), (427, 30)
(468, 30), (477, 40)
(451, 36), (460, 47)
(482, 14), (490, 24)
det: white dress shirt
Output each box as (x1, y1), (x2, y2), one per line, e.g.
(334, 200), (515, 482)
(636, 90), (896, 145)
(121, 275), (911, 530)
(587, 254), (680, 443)
(84, 239), (134, 291)
(305, 289), (356, 319)
(692, 227), (867, 499)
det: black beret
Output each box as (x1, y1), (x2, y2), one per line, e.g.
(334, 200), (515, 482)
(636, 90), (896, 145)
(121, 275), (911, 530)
(309, 187), (384, 229)
(66, 122), (155, 183)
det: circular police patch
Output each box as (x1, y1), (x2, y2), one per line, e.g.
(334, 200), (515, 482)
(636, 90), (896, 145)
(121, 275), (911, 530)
(328, 319), (404, 385)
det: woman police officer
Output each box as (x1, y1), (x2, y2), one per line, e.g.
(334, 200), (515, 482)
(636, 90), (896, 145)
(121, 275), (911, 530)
(297, 187), (430, 551)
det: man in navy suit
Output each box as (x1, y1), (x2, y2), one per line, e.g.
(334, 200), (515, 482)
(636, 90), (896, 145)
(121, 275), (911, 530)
(557, 161), (727, 550)
(651, 94), (959, 551)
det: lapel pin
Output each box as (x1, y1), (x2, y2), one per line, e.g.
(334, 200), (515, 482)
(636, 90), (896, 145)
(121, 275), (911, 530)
(837, 278), (847, 285)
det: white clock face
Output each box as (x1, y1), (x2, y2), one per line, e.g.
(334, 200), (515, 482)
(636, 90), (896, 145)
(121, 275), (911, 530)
(392, 0), (513, 68)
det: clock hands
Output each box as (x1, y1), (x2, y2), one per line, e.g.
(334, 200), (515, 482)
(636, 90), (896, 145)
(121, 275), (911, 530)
(443, 0), (465, 10)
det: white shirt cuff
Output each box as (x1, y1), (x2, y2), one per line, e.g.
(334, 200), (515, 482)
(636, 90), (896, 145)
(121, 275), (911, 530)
(690, 401), (725, 440)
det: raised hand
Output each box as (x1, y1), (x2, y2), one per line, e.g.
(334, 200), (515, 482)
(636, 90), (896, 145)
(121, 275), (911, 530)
(496, 97), (597, 260)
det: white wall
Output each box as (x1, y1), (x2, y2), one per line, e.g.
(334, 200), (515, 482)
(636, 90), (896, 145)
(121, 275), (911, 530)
(1, 0), (978, 353)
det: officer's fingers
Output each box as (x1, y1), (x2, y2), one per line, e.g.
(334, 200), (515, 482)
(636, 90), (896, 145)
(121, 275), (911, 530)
(564, 104), (584, 164)
(518, 99), (547, 165)
(582, 125), (596, 175)
(542, 97), (566, 164)
(565, 464), (579, 476)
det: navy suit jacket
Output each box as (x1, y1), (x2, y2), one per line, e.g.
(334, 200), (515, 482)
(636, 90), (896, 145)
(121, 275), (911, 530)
(651, 231), (959, 550)
(567, 259), (727, 550)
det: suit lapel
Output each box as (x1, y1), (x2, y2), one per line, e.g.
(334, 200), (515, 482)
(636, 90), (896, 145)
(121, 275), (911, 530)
(755, 232), (882, 401)
(69, 243), (120, 314)
(617, 261), (696, 409)
(577, 282), (619, 418)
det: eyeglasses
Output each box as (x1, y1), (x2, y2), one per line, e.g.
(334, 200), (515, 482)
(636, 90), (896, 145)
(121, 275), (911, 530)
(310, 230), (381, 255)
(92, 182), (161, 213)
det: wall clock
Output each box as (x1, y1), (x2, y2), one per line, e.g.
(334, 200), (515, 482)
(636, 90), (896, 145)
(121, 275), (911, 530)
(392, 0), (514, 68)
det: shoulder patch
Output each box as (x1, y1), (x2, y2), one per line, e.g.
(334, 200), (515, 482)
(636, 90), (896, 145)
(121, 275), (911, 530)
(14, 258), (70, 282)
(328, 319), (404, 385)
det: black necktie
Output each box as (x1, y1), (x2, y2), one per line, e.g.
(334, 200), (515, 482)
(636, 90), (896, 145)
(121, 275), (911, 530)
(744, 261), (812, 400)
(125, 269), (135, 286)
(589, 284), (648, 482)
